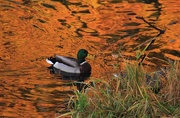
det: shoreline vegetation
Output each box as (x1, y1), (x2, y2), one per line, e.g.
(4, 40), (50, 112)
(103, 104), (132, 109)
(58, 60), (179, 118)
(56, 17), (179, 118)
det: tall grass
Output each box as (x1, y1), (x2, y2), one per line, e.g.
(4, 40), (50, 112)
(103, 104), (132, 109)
(57, 61), (180, 118)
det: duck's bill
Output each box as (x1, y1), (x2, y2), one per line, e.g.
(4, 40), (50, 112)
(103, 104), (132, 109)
(87, 54), (95, 60)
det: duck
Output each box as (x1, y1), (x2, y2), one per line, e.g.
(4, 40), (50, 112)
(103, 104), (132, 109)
(46, 49), (91, 91)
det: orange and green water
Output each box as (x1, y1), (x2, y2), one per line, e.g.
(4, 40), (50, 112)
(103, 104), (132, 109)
(0, 0), (180, 117)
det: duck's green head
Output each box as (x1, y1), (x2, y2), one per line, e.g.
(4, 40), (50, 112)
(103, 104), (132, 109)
(77, 49), (88, 62)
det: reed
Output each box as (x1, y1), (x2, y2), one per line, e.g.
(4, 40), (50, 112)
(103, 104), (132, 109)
(57, 60), (179, 118)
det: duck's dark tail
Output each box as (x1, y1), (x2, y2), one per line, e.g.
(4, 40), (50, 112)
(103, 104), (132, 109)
(46, 57), (57, 65)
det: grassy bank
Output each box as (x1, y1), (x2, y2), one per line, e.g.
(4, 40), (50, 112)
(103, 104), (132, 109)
(58, 61), (180, 118)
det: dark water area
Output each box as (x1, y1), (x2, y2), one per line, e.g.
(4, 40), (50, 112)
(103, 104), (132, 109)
(0, 0), (180, 117)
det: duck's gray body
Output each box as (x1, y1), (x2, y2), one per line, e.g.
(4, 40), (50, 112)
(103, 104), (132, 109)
(46, 55), (91, 78)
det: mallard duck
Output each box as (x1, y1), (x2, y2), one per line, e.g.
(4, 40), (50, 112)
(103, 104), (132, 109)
(46, 49), (91, 78)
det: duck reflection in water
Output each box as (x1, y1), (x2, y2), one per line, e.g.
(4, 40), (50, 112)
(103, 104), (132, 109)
(46, 49), (91, 92)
